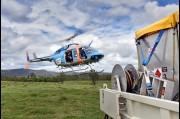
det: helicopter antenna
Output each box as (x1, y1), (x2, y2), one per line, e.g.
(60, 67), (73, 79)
(88, 40), (93, 46)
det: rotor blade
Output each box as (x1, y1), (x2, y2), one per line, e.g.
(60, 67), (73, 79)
(61, 34), (78, 42)
(60, 30), (83, 42)
(35, 29), (84, 46)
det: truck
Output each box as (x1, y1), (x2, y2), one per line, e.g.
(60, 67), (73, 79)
(100, 10), (179, 119)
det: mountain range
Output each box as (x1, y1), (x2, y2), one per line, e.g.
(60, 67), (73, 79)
(1, 68), (111, 77)
(1, 68), (59, 77)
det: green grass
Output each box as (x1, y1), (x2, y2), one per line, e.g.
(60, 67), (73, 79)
(1, 80), (111, 119)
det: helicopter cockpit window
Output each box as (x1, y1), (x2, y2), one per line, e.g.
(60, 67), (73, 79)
(84, 47), (97, 54)
(54, 49), (61, 54)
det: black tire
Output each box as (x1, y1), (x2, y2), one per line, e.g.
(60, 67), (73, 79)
(173, 92), (179, 102)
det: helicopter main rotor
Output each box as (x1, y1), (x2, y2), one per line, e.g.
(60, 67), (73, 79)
(59, 29), (83, 43)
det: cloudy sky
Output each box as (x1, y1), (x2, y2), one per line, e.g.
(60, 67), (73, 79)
(1, 0), (179, 72)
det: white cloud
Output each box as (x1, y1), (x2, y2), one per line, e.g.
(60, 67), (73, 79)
(1, 0), (30, 21)
(107, 5), (131, 17)
(130, 1), (179, 27)
(28, 0), (88, 29)
(88, 0), (147, 8)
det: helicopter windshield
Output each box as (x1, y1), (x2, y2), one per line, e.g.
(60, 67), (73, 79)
(84, 46), (97, 54)
(54, 47), (63, 54)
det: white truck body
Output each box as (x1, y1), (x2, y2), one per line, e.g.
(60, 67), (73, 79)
(100, 88), (179, 119)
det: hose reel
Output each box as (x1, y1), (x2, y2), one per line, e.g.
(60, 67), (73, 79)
(111, 64), (139, 93)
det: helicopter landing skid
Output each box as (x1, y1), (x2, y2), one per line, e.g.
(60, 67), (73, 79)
(59, 66), (89, 73)
(89, 69), (104, 73)
(87, 64), (104, 74)
(69, 66), (89, 72)
(78, 69), (104, 75)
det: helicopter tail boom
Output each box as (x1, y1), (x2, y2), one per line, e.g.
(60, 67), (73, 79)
(26, 51), (53, 64)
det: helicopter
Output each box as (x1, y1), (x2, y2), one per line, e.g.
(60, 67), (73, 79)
(26, 33), (104, 72)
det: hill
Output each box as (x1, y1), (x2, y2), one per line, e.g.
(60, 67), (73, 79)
(1, 68), (111, 77)
(1, 68), (59, 77)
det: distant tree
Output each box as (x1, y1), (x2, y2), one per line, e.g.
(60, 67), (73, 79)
(105, 74), (111, 80)
(58, 72), (65, 84)
(30, 72), (36, 78)
(88, 70), (99, 86)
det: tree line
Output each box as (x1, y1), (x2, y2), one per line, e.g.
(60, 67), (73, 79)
(1, 72), (111, 86)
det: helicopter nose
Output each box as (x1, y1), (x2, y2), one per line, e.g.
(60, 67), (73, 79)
(91, 54), (104, 61)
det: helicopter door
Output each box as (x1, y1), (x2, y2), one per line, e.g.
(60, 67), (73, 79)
(60, 50), (66, 63)
(79, 48), (87, 59)
(65, 50), (73, 63)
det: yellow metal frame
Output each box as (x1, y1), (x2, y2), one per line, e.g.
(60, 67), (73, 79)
(135, 10), (179, 40)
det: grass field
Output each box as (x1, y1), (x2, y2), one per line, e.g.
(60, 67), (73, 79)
(1, 80), (111, 119)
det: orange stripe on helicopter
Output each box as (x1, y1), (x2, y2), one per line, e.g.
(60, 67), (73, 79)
(76, 44), (82, 63)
